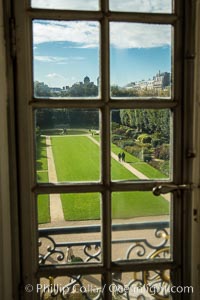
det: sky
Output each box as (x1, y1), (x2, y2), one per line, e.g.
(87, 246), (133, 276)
(32, 1), (172, 88)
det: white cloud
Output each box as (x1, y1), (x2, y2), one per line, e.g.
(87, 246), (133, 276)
(34, 55), (84, 63)
(109, 0), (171, 13)
(110, 23), (171, 48)
(46, 73), (63, 78)
(33, 20), (171, 49)
(31, 0), (98, 10)
(45, 73), (67, 87)
(31, 0), (171, 12)
(33, 21), (99, 47)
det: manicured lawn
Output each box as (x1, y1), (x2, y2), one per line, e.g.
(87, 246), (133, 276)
(61, 193), (100, 220)
(37, 195), (50, 224)
(60, 191), (169, 221)
(36, 137), (50, 224)
(36, 136), (48, 182)
(51, 136), (100, 181)
(93, 136), (167, 179)
(37, 135), (169, 223)
(111, 144), (167, 179)
(51, 136), (137, 182)
(112, 192), (169, 218)
(50, 136), (169, 221)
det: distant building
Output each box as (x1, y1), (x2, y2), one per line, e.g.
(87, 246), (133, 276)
(49, 87), (62, 94)
(125, 71), (171, 91)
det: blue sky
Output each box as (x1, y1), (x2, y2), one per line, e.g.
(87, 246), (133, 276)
(33, 20), (171, 88)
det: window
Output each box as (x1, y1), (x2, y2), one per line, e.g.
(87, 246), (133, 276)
(13, 0), (191, 299)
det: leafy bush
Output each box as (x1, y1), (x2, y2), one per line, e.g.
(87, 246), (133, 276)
(149, 159), (169, 176)
(143, 154), (152, 162)
(112, 135), (122, 143)
(154, 144), (170, 160)
(137, 133), (152, 144)
(124, 144), (142, 159)
(151, 138), (162, 148)
(121, 140), (135, 148)
(160, 160), (170, 176)
(125, 129), (137, 138)
(111, 122), (120, 131)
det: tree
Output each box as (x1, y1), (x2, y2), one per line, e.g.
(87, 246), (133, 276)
(34, 81), (50, 97)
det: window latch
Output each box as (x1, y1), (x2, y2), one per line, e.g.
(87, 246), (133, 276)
(152, 184), (192, 196)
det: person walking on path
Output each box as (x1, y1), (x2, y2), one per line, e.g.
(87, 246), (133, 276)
(121, 152), (125, 162)
(118, 153), (122, 162)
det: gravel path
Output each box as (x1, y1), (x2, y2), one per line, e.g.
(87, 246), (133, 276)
(46, 136), (65, 222)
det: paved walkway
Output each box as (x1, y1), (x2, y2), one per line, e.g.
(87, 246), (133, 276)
(88, 135), (170, 201)
(46, 136), (65, 222)
(88, 135), (148, 179)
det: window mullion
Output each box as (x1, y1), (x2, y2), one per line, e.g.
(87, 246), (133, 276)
(101, 1), (112, 298)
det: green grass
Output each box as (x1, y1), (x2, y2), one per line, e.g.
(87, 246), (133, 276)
(50, 136), (169, 221)
(51, 136), (100, 181)
(111, 144), (167, 179)
(93, 135), (167, 178)
(36, 136), (50, 223)
(51, 136), (136, 181)
(37, 195), (50, 224)
(60, 191), (169, 221)
(61, 193), (100, 220)
(36, 136), (49, 182)
(112, 192), (169, 218)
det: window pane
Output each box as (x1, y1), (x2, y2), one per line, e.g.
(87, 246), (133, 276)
(112, 192), (171, 262)
(38, 193), (102, 265)
(35, 109), (100, 183)
(109, 0), (172, 13)
(31, 0), (99, 11)
(33, 20), (100, 98)
(111, 109), (171, 180)
(110, 23), (172, 98)
(111, 271), (172, 299)
(39, 275), (103, 299)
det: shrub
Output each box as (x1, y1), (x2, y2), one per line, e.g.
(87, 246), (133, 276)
(137, 134), (152, 144)
(160, 160), (169, 176)
(113, 128), (125, 135)
(151, 138), (162, 148)
(112, 135), (122, 143)
(154, 144), (170, 160)
(125, 129), (136, 138)
(143, 154), (152, 162)
(121, 140), (135, 148)
(111, 122), (120, 131)
(124, 144), (142, 159)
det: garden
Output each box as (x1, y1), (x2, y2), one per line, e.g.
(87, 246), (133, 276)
(36, 132), (169, 224)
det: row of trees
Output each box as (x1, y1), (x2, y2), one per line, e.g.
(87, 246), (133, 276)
(119, 109), (170, 143)
(34, 77), (170, 98)
(111, 85), (170, 97)
(36, 108), (99, 129)
(34, 76), (98, 97)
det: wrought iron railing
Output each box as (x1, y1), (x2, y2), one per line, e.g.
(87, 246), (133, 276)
(38, 221), (170, 299)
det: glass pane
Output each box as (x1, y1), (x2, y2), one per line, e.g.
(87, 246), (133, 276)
(111, 271), (172, 299)
(112, 192), (171, 261)
(38, 193), (102, 265)
(33, 20), (100, 98)
(39, 275), (103, 299)
(110, 23), (172, 98)
(31, 0), (99, 11)
(109, 0), (172, 13)
(35, 108), (100, 183)
(111, 109), (171, 180)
